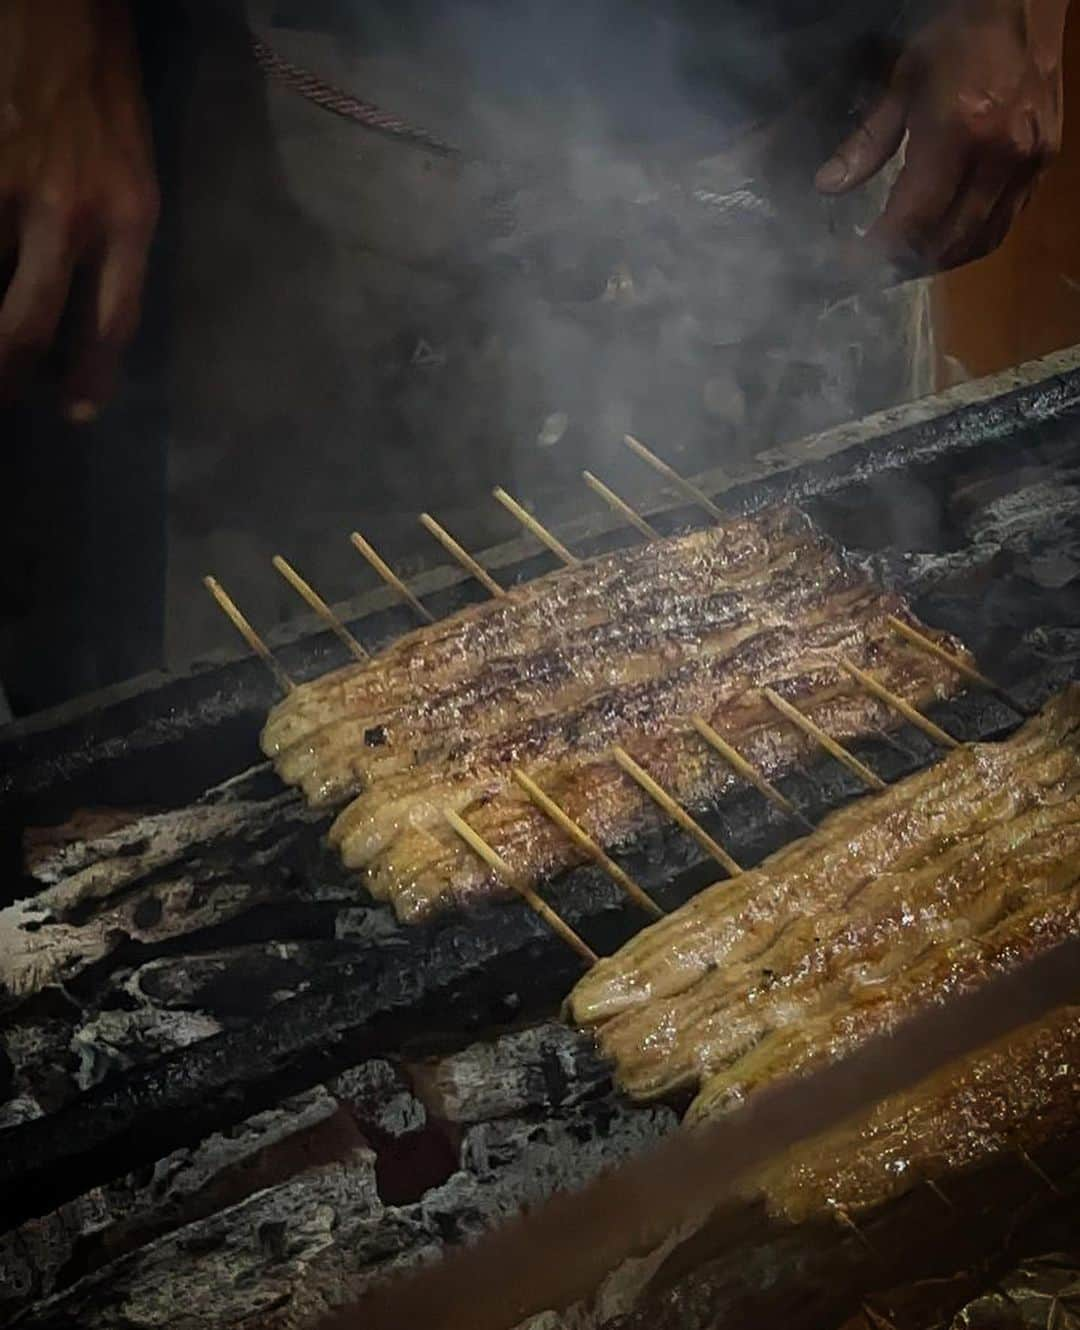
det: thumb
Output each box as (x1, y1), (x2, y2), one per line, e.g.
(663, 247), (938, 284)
(816, 89), (909, 194)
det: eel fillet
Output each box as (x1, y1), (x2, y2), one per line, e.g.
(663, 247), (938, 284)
(262, 507), (813, 760)
(261, 504), (974, 921)
(569, 687), (1080, 1028)
(752, 1003), (1080, 1224)
(689, 885), (1080, 1124)
(565, 688), (1080, 1133)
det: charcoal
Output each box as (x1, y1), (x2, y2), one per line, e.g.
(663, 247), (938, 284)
(72, 1008), (224, 1090)
(0, 1086), (341, 1320)
(330, 1060), (426, 1137)
(4, 1041), (669, 1329)
(409, 1023), (607, 1124)
(3, 352), (1080, 1326)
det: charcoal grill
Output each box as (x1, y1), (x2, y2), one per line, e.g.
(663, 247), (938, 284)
(2, 347), (1080, 1329)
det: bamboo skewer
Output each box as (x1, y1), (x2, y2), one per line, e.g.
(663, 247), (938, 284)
(493, 487), (580, 567)
(611, 746), (741, 877)
(763, 687), (887, 792)
(582, 471), (659, 541)
(271, 555), (368, 661)
(829, 1201), (879, 1257)
(861, 1302), (901, 1330)
(622, 434), (726, 521)
(419, 513), (508, 599)
(511, 769), (664, 919)
(1015, 1145), (1062, 1195)
(690, 715), (815, 834)
(203, 575), (295, 694)
(349, 530), (434, 623)
(886, 615), (1032, 716)
(839, 657), (958, 750)
(923, 1177), (956, 1212)
(445, 809), (598, 965)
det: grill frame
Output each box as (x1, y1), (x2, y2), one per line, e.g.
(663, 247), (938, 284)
(3, 345), (1080, 821)
(2, 345), (1080, 1236)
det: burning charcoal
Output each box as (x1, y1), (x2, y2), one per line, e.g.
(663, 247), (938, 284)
(4, 359), (1080, 1329)
(72, 1010), (223, 1091)
(0, 1093), (42, 1130)
(127, 944), (345, 1020)
(331, 1060), (426, 1138)
(949, 1250), (1080, 1329)
(408, 1023), (608, 1124)
(459, 1103), (676, 1195)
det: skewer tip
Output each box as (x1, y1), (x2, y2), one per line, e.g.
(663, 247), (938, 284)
(419, 511), (507, 598)
(271, 553), (368, 660)
(445, 807), (599, 964)
(203, 573), (295, 693)
(492, 486), (580, 567)
(582, 470), (660, 542)
(511, 767), (663, 918)
(763, 687), (886, 792)
(350, 528), (435, 622)
(620, 434), (725, 520)
(611, 745), (739, 878)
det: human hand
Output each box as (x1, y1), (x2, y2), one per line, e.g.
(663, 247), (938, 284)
(0, 0), (159, 421)
(816, 0), (1069, 273)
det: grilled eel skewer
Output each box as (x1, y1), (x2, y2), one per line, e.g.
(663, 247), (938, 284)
(565, 688), (1080, 1120)
(347, 607), (959, 922)
(601, 802), (1080, 1098)
(276, 545), (858, 808)
(262, 506), (815, 761)
(329, 591), (916, 859)
(569, 688), (1080, 1027)
(690, 885), (1080, 1125)
(262, 503), (970, 921)
(755, 1001), (1080, 1224)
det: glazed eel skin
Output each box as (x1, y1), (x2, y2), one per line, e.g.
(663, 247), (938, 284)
(754, 1003), (1080, 1224)
(567, 687), (1080, 1124)
(351, 615), (959, 924)
(262, 507), (817, 764)
(261, 507), (970, 922)
(277, 533), (853, 809)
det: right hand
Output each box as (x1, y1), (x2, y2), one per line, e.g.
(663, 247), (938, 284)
(816, 0), (1069, 274)
(0, 0), (159, 422)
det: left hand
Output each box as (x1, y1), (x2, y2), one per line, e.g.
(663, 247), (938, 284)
(0, 0), (159, 422)
(816, 0), (1070, 273)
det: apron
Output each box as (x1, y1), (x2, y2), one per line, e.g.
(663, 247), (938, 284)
(165, 1), (932, 665)
(0, 1), (932, 710)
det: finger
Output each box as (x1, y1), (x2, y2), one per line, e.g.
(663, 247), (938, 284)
(972, 171), (1038, 261)
(816, 88), (909, 195)
(865, 126), (970, 273)
(0, 193), (15, 252)
(1012, 177), (1038, 219)
(0, 204), (75, 400)
(934, 157), (1038, 271)
(929, 159), (1012, 271)
(0, 199), (16, 293)
(62, 219), (152, 423)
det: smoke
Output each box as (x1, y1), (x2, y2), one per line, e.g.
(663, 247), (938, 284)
(166, 0), (924, 663)
(390, 0), (924, 515)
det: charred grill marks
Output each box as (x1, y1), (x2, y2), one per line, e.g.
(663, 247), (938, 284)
(260, 508), (972, 921)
